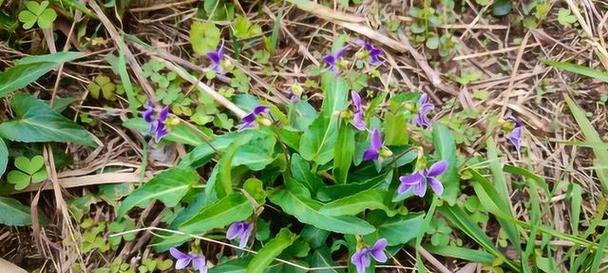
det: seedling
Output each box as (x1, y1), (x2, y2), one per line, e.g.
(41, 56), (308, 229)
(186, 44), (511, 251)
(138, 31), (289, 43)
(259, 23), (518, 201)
(18, 1), (57, 29)
(88, 75), (117, 101)
(7, 155), (47, 190)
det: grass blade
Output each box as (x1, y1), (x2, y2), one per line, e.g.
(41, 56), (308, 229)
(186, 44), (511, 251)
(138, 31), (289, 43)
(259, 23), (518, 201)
(546, 61), (608, 82)
(564, 95), (608, 192)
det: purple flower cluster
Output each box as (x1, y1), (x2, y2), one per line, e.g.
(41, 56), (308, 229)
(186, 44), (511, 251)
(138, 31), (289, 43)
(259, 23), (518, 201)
(142, 100), (169, 142)
(351, 238), (388, 273)
(207, 41), (225, 74)
(239, 105), (269, 130)
(323, 41), (384, 74)
(169, 247), (208, 273)
(323, 47), (348, 75)
(226, 221), (253, 248)
(415, 93), (434, 129)
(350, 91), (366, 131)
(362, 41), (383, 65)
(506, 114), (522, 152)
(398, 160), (448, 197)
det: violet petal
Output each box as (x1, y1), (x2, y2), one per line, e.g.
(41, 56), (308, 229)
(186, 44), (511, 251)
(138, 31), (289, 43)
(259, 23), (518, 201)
(428, 177), (444, 196)
(370, 239), (388, 262)
(427, 160), (448, 177)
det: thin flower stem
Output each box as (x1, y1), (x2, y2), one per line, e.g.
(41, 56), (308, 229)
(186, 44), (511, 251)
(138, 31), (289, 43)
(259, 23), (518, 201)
(111, 227), (414, 271)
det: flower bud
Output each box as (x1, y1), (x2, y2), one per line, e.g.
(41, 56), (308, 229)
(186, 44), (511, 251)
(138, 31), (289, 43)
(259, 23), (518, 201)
(259, 117), (272, 126)
(380, 147), (393, 158)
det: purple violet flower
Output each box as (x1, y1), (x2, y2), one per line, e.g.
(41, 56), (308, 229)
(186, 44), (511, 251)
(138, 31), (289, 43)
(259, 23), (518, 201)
(323, 46), (348, 74)
(142, 100), (169, 142)
(398, 160), (448, 197)
(351, 91), (366, 131)
(363, 129), (383, 161)
(507, 114), (522, 152)
(239, 105), (269, 130)
(207, 40), (225, 74)
(415, 93), (434, 129)
(363, 42), (383, 65)
(169, 247), (208, 273)
(226, 221), (253, 248)
(351, 238), (388, 273)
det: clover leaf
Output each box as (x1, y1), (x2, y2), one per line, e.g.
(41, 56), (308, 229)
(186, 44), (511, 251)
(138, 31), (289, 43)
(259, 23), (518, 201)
(88, 75), (116, 101)
(7, 155), (48, 190)
(189, 21), (220, 55)
(557, 8), (577, 27)
(18, 1), (57, 29)
(233, 15), (262, 40)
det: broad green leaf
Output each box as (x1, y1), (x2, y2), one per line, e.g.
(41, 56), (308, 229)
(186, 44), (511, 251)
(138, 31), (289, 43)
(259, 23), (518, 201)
(301, 225), (330, 249)
(189, 22), (220, 55)
(289, 100), (318, 131)
(178, 130), (275, 170)
(179, 193), (253, 233)
(564, 95), (608, 192)
(209, 256), (303, 273)
(14, 51), (82, 65)
(123, 118), (208, 146)
(0, 138), (7, 176)
(546, 61), (608, 83)
(0, 94), (96, 146)
(432, 123), (459, 205)
(231, 133), (276, 171)
(383, 111), (408, 146)
(317, 172), (390, 201)
(299, 115), (337, 166)
(154, 193), (253, 252)
(290, 153), (324, 193)
(492, 0), (512, 16)
(216, 134), (253, 197)
(374, 213), (424, 246)
(320, 188), (391, 216)
(269, 189), (375, 235)
(0, 196), (32, 226)
(333, 121), (355, 184)
(320, 72), (349, 118)
(246, 228), (298, 273)
(0, 52), (83, 97)
(117, 168), (198, 217)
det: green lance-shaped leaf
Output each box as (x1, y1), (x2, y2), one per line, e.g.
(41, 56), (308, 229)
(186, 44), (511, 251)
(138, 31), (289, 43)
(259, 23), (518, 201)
(117, 168), (199, 217)
(246, 228), (299, 273)
(0, 51), (83, 98)
(431, 123), (460, 205)
(319, 188), (393, 216)
(333, 120), (355, 184)
(0, 94), (97, 146)
(0, 196), (33, 226)
(269, 189), (375, 235)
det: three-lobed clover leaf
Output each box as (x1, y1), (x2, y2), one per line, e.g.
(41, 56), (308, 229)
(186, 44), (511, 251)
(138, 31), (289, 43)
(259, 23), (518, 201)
(557, 8), (577, 27)
(233, 15), (262, 40)
(7, 155), (48, 190)
(88, 75), (117, 101)
(18, 1), (57, 29)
